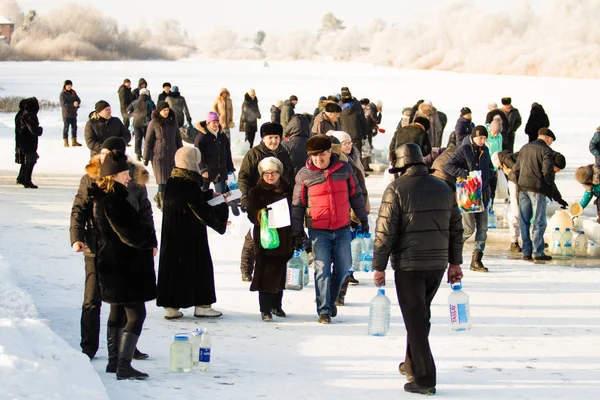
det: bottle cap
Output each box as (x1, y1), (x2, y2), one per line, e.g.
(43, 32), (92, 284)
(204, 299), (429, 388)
(191, 328), (203, 336)
(554, 227), (559, 231)
(377, 288), (385, 295)
(451, 281), (463, 290)
(174, 333), (189, 341)
(566, 228), (571, 231)
(293, 250), (300, 258)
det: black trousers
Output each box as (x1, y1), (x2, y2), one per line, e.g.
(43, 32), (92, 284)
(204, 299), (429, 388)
(394, 269), (445, 387)
(121, 111), (130, 130)
(258, 291), (283, 313)
(240, 230), (255, 275)
(81, 255), (101, 357)
(63, 117), (77, 139)
(134, 126), (147, 158)
(108, 303), (146, 336)
(502, 133), (515, 153)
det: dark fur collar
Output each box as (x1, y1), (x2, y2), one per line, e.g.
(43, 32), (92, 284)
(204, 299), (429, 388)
(171, 167), (202, 182)
(257, 177), (288, 193)
(151, 109), (175, 126)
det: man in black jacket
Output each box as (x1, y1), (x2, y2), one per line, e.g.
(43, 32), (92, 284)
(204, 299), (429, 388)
(84, 101), (131, 157)
(339, 90), (368, 154)
(501, 97), (522, 152)
(117, 79), (134, 130)
(60, 79), (82, 147)
(373, 143), (463, 396)
(157, 82), (171, 103)
(512, 128), (557, 261)
(70, 137), (154, 363)
(389, 116), (432, 163)
(238, 122), (295, 281)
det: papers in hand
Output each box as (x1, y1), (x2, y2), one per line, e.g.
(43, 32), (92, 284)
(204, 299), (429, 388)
(267, 198), (291, 228)
(207, 189), (242, 206)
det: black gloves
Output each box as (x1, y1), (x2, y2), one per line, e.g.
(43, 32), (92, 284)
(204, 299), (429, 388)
(361, 220), (370, 234)
(229, 198), (241, 216)
(293, 234), (303, 250)
(558, 199), (568, 209)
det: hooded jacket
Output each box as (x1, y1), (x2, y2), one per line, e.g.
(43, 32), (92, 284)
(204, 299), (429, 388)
(240, 93), (261, 133)
(143, 109), (183, 184)
(430, 146), (458, 190)
(70, 156), (154, 256)
(84, 112), (131, 157)
(270, 105), (281, 124)
(281, 99), (295, 129)
(525, 104), (549, 140)
(131, 78), (148, 100)
(339, 99), (369, 147)
(16, 97), (43, 154)
(194, 120), (234, 183)
(282, 114), (310, 174)
(127, 94), (155, 129)
(211, 88), (234, 129)
(416, 103), (443, 148)
(372, 164), (463, 272)
(166, 92), (192, 128)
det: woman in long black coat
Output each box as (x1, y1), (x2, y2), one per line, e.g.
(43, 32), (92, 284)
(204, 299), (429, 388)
(240, 90), (261, 148)
(157, 147), (229, 319)
(91, 150), (157, 380)
(524, 102), (550, 143)
(143, 102), (183, 209)
(246, 157), (294, 322)
(16, 97), (43, 188)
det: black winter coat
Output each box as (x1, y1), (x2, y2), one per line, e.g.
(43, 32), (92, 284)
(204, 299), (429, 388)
(506, 107), (522, 137)
(131, 78), (148, 100)
(511, 139), (554, 194)
(127, 95), (155, 129)
(85, 112), (131, 157)
(444, 139), (494, 196)
(143, 109), (183, 185)
(91, 183), (157, 304)
(389, 124), (432, 162)
(118, 84), (134, 113)
(247, 179), (294, 293)
(16, 97), (43, 155)
(525, 104), (550, 141)
(14, 100), (25, 164)
(240, 94), (261, 134)
(364, 102), (378, 141)
(454, 116), (475, 145)
(430, 146), (457, 190)
(270, 105), (281, 124)
(282, 114), (310, 175)
(70, 156), (154, 256)
(194, 121), (234, 184)
(60, 89), (81, 118)
(166, 93), (192, 128)
(157, 168), (229, 308)
(372, 164), (463, 272)
(281, 100), (295, 128)
(238, 142), (295, 206)
(340, 100), (368, 147)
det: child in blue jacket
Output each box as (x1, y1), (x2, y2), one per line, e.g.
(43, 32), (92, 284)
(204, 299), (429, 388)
(575, 164), (600, 223)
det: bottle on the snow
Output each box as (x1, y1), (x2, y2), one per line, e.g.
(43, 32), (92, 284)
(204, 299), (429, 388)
(575, 230), (588, 257)
(551, 228), (563, 256)
(285, 251), (303, 290)
(368, 288), (391, 336)
(563, 228), (574, 257)
(448, 282), (471, 331)
(170, 333), (193, 372)
(351, 232), (364, 272)
(189, 328), (203, 368)
(197, 328), (212, 372)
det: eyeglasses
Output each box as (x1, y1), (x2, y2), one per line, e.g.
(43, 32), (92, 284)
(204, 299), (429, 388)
(263, 171), (280, 177)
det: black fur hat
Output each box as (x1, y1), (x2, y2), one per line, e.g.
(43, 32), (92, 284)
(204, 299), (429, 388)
(260, 122), (283, 138)
(325, 103), (342, 113)
(306, 135), (332, 155)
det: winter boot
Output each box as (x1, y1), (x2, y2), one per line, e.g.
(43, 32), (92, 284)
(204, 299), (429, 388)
(116, 332), (148, 380)
(23, 163), (38, 189)
(71, 137), (83, 147)
(164, 307), (183, 320)
(133, 348), (149, 360)
(63, 139), (69, 147)
(194, 305), (222, 318)
(16, 164), (26, 185)
(335, 275), (350, 306)
(404, 381), (436, 396)
(348, 272), (359, 286)
(470, 251), (488, 272)
(106, 327), (122, 373)
(510, 242), (522, 253)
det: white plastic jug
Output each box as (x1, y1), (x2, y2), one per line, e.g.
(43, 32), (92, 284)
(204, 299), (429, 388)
(549, 210), (573, 232)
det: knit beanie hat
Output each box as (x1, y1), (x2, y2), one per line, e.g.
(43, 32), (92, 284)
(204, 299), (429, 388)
(553, 152), (566, 169)
(162, 82), (171, 88)
(306, 135), (332, 155)
(325, 103), (342, 113)
(100, 150), (129, 177)
(274, 100), (283, 107)
(95, 100), (110, 114)
(139, 88), (149, 96)
(258, 157), (284, 176)
(175, 146), (201, 174)
(490, 119), (502, 134)
(260, 122), (283, 138)
(64, 79), (73, 86)
(101, 137), (126, 153)
(471, 125), (488, 138)
(327, 130), (352, 144)
(206, 111), (220, 124)
(290, 95), (298, 102)
(460, 107), (472, 116)
(157, 101), (169, 113)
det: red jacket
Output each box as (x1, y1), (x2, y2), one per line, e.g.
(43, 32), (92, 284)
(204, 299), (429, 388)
(292, 154), (367, 231)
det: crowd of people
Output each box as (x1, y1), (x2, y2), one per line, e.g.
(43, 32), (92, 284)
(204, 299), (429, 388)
(11, 77), (597, 395)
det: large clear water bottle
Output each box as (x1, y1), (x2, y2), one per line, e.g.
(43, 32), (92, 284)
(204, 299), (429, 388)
(563, 228), (574, 257)
(170, 333), (193, 372)
(360, 233), (374, 272)
(189, 328), (203, 368)
(285, 251), (303, 290)
(487, 209), (497, 229)
(551, 228), (563, 256)
(448, 282), (471, 331)
(227, 172), (238, 190)
(368, 288), (391, 336)
(299, 249), (310, 286)
(575, 230), (588, 257)
(198, 328), (212, 372)
(351, 232), (364, 272)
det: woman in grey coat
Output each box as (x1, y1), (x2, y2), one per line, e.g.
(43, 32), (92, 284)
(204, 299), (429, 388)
(143, 102), (183, 209)
(165, 86), (192, 128)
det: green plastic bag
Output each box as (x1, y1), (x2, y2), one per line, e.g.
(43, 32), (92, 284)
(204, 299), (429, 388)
(260, 209), (280, 249)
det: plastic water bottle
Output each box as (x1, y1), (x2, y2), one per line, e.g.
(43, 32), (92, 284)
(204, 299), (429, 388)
(563, 228), (574, 257)
(588, 241), (598, 257)
(189, 328), (203, 368)
(227, 172), (238, 190)
(197, 328), (212, 372)
(351, 232), (364, 272)
(360, 233), (374, 272)
(575, 230), (588, 257)
(487, 209), (497, 229)
(448, 282), (471, 331)
(170, 333), (193, 372)
(551, 228), (563, 256)
(285, 251), (303, 290)
(299, 249), (309, 286)
(368, 288), (391, 336)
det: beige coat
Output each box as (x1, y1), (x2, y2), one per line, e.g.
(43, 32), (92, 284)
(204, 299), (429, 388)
(211, 88), (234, 129)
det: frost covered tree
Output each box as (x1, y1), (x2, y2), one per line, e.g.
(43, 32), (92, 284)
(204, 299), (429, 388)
(255, 30), (266, 47)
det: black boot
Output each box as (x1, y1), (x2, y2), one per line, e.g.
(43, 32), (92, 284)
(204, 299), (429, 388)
(16, 164), (26, 185)
(105, 327), (122, 373)
(335, 275), (351, 306)
(470, 251), (488, 272)
(23, 163), (38, 189)
(116, 332), (148, 380)
(133, 348), (149, 360)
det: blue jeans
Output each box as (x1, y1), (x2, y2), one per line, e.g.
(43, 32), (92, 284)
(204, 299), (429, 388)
(462, 210), (488, 252)
(63, 117), (77, 139)
(203, 179), (227, 193)
(308, 226), (352, 316)
(519, 191), (548, 257)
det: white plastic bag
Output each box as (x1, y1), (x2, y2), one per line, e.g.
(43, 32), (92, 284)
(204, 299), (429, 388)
(495, 170), (509, 200)
(361, 139), (372, 158)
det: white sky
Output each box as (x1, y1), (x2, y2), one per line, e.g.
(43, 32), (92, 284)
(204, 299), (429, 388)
(14, 0), (542, 34)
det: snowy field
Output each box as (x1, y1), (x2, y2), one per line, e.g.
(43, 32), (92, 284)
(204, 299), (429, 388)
(1, 59), (600, 399)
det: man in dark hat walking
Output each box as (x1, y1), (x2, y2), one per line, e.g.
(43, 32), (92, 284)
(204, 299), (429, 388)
(118, 79), (134, 131)
(84, 100), (131, 157)
(501, 97), (522, 152)
(60, 79), (82, 147)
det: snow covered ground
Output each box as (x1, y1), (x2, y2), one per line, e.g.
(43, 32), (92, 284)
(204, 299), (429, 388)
(1, 59), (600, 399)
